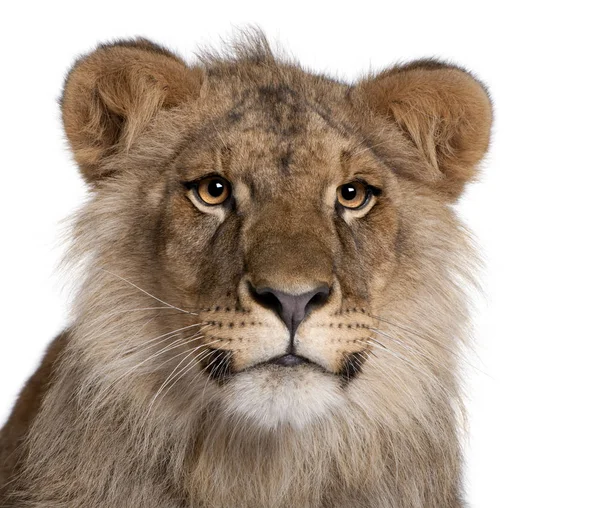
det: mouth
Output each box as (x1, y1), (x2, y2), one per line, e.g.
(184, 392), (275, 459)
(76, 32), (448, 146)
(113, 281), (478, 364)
(266, 353), (309, 367)
(263, 352), (367, 384)
(266, 352), (366, 382)
(201, 349), (366, 383)
(201, 350), (313, 383)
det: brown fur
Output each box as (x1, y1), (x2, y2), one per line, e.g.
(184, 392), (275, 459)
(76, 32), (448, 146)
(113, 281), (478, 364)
(0, 333), (69, 501)
(0, 32), (492, 507)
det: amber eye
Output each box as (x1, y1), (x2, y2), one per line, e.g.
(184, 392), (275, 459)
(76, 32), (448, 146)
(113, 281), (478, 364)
(336, 181), (370, 209)
(193, 176), (231, 206)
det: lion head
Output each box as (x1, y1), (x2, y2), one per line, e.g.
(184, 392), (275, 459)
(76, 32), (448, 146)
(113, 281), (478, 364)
(17, 34), (491, 506)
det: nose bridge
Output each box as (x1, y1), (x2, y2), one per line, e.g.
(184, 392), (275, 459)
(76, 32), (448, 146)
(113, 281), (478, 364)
(244, 201), (334, 292)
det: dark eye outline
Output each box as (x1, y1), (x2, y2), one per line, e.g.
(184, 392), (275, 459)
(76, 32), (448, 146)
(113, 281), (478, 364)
(184, 174), (232, 207)
(336, 180), (380, 211)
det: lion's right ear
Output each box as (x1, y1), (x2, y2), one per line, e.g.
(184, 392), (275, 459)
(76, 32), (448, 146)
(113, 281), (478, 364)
(354, 60), (492, 200)
(61, 39), (203, 183)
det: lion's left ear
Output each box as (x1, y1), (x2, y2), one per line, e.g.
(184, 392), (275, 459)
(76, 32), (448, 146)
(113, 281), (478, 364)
(355, 60), (493, 199)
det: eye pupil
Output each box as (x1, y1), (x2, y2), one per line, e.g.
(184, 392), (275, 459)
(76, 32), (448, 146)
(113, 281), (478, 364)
(207, 180), (224, 197)
(341, 185), (357, 201)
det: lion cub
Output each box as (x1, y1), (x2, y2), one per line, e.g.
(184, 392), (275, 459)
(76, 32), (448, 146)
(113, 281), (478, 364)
(0, 34), (491, 507)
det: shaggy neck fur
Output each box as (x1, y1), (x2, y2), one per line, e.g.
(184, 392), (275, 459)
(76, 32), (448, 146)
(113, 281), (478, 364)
(14, 199), (473, 507)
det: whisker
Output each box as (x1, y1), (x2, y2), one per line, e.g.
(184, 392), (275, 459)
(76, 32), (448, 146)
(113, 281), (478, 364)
(189, 348), (219, 384)
(370, 313), (460, 356)
(98, 268), (198, 315)
(199, 351), (228, 402)
(89, 326), (210, 407)
(361, 338), (453, 398)
(165, 346), (218, 394)
(368, 314), (489, 377)
(149, 340), (214, 409)
(120, 323), (205, 356)
(82, 306), (175, 329)
(88, 310), (187, 345)
(151, 338), (222, 376)
(117, 311), (188, 351)
(122, 328), (210, 374)
(354, 346), (423, 408)
(368, 327), (453, 374)
(147, 346), (223, 420)
(213, 353), (230, 384)
(147, 352), (199, 416)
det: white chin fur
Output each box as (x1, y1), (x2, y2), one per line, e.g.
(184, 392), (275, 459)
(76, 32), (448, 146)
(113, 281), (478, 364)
(220, 366), (344, 431)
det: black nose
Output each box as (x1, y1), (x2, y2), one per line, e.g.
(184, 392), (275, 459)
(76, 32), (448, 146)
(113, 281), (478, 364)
(251, 284), (330, 336)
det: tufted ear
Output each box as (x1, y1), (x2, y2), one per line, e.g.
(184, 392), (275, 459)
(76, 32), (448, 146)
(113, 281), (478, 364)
(356, 60), (492, 199)
(61, 38), (203, 184)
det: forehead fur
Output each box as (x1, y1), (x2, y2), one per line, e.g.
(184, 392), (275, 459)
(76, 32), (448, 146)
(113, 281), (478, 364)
(61, 31), (491, 199)
(191, 36), (422, 175)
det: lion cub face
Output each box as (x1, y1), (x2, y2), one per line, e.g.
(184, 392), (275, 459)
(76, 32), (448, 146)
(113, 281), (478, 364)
(160, 91), (400, 427)
(61, 39), (491, 430)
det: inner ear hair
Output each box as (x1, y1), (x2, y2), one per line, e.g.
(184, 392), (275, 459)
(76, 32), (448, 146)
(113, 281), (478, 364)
(60, 38), (203, 184)
(356, 59), (493, 200)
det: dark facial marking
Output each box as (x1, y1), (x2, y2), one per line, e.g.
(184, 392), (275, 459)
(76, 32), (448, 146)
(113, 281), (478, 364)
(227, 110), (243, 123)
(202, 348), (233, 384)
(257, 84), (299, 105)
(305, 101), (354, 140)
(279, 143), (293, 174)
(339, 351), (366, 385)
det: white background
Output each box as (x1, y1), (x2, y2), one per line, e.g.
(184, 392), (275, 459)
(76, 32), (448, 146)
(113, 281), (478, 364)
(1, 1), (598, 506)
